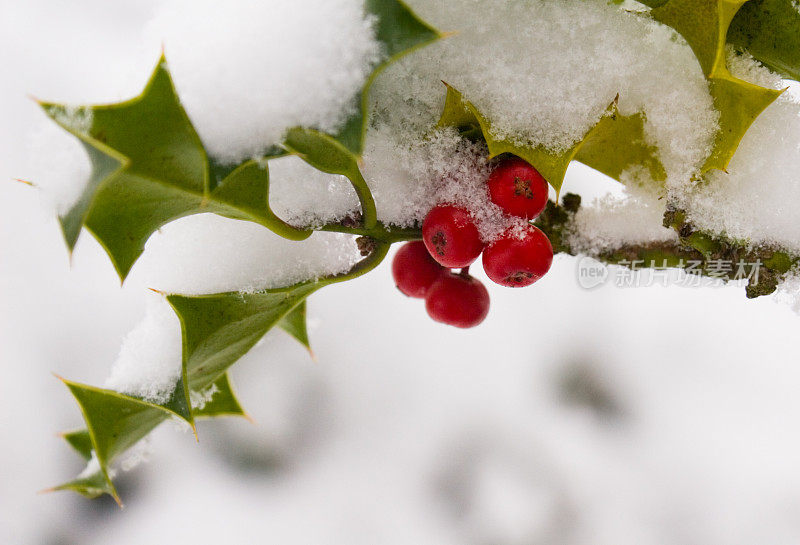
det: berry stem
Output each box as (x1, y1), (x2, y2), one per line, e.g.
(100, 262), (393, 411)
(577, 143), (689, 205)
(318, 221), (422, 243)
(534, 194), (794, 299)
(315, 195), (790, 300)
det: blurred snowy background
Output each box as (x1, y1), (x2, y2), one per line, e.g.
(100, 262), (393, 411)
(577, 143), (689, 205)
(4, 1), (800, 544)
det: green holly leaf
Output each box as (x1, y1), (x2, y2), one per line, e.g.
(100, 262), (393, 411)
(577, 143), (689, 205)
(728, 0), (800, 81)
(167, 284), (322, 393)
(212, 159), (314, 240)
(42, 1), (441, 281)
(49, 465), (118, 502)
(53, 372), (246, 501)
(636, 0), (800, 82)
(57, 143), (125, 251)
(54, 379), (178, 504)
(574, 109), (667, 184)
(646, 0), (783, 172)
(278, 300), (312, 354)
(437, 85), (666, 193)
(53, 243), (390, 503)
(437, 83), (484, 141)
(650, 0), (747, 77)
(41, 56), (312, 282)
(278, 1), (440, 219)
(192, 373), (247, 419)
(168, 242), (389, 396)
(61, 428), (93, 461)
(282, 128), (378, 228)
(631, 0), (668, 7)
(704, 75), (783, 171)
(55, 369), (239, 502)
(65, 380), (184, 459)
(332, 0), (442, 154)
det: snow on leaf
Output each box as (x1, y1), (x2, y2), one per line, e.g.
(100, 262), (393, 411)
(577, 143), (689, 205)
(728, 0), (800, 81)
(636, 0), (800, 82)
(334, 0), (442, 155)
(436, 83), (581, 195)
(575, 111), (667, 185)
(53, 373), (246, 500)
(192, 373), (247, 419)
(437, 84), (666, 194)
(40, 1), (441, 281)
(52, 239), (389, 503)
(283, 128), (378, 229)
(212, 159), (313, 241)
(704, 74), (783, 171)
(40, 56), (312, 282)
(650, 0), (747, 77)
(54, 379), (178, 504)
(648, 0), (784, 172)
(50, 463), (117, 501)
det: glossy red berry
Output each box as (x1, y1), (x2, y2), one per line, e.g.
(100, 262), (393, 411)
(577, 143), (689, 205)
(425, 272), (490, 328)
(482, 226), (553, 287)
(422, 205), (485, 268)
(392, 241), (446, 298)
(487, 157), (549, 219)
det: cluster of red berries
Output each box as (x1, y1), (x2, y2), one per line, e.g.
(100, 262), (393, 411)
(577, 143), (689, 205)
(392, 157), (555, 328)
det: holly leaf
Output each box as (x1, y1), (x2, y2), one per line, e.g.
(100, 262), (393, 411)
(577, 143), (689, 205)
(61, 429), (93, 461)
(278, 300), (312, 353)
(704, 75), (783, 171)
(575, 109), (667, 184)
(167, 285), (319, 392)
(282, 128), (378, 229)
(437, 83), (484, 141)
(728, 0), (800, 81)
(332, 0), (442, 155)
(53, 372), (247, 500)
(41, 56), (311, 282)
(49, 465), (117, 501)
(53, 243), (390, 503)
(43, 1), (441, 281)
(52, 361), (240, 501)
(192, 373), (247, 419)
(646, 0), (783, 172)
(168, 242), (389, 395)
(278, 1), (440, 222)
(57, 142), (125, 252)
(437, 85), (667, 193)
(54, 379), (178, 504)
(213, 159), (314, 240)
(635, 0), (800, 81)
(650, 0), (747, 77)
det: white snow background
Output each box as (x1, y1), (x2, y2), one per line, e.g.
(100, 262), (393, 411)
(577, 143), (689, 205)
(3, 1), (800, 544)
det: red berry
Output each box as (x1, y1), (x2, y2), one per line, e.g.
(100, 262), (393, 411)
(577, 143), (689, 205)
(487, 157), (549, 219)
(422, 205), (485, 268)
(482, 226), (553, 287)
(425, 272), (490, 328)
(392, 241), (446, 298)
